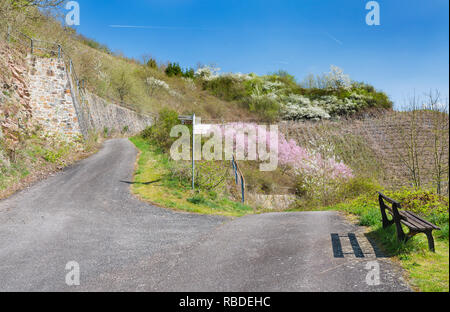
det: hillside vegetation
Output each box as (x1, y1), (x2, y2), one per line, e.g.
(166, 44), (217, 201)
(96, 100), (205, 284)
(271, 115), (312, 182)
(1, 1), (392, 122)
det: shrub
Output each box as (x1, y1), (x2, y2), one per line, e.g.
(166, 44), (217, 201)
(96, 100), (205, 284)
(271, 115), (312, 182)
(385, 189), (449, 217)
(141, 126), (153, 140)
(142, 108), (180, 152)
(165, 62), (183, 77)
(146, 58), (158, 69)
(146, 77), (170, 95)
(195, 161), (228, 192)
(202, 76), (247, 101)
(183, 68), (195, 79)
(294, 175), (376, 209)
(281, 102), (331, 120)
(337, 176), (380, 200)
(243, 95), (280, 122)
(270, 70), (297, 88)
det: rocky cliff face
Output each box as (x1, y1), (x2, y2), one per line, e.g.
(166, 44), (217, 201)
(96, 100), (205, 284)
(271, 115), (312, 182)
(0, 42), (33, 164)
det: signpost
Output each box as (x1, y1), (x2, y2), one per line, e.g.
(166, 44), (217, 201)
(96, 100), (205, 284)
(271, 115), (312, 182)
(178, 114), (196, 190)
(192, 114), (196, 190)
(177, 114), (214, 191)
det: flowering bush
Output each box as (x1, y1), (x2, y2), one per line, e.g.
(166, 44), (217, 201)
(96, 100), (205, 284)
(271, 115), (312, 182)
(146, 77), (170, 95)
(315, 96), (361, 116)
(195, 65), (221, 81)
(213, 123), (353, 181)
(281, 101), (331, 120)
(324, 65), (352, 91)
(278, 135), (353, 179)
(197, 64), (392, 120)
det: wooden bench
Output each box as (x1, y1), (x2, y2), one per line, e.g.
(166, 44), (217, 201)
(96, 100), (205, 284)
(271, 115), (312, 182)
(377, 192), (441, 252)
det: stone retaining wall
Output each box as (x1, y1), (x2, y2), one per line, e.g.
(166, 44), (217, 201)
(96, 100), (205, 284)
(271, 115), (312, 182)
(28, 57), (82, 138)
(26, 56), (153, 140)
(82, 92), (154, 135)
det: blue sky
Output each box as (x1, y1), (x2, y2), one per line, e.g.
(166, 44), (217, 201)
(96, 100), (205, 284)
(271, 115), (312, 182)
(71, 0), (449, 109)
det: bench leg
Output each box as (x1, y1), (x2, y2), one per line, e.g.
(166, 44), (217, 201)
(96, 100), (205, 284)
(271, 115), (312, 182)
(379, 199), (394, 229)
(425, 231), (436, 252)
(395, 221), (406, 242)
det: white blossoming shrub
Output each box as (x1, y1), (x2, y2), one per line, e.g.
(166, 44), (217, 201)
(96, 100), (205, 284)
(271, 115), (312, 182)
(262, 80), (284, 93)
(281, 103), (331, 120)
(314, 95), (365, 116)
(281, 94), (312, 107)
(222, 72), (253, 81)
(145, 77), (183, 99)
(195, 66), (220, 81)
(146, 77), (170, 92)
(196, 64), (392, 120)
(324, 65), (352, 91)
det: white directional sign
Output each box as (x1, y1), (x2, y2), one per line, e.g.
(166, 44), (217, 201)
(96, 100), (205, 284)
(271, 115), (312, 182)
(193, 124), (213, 135)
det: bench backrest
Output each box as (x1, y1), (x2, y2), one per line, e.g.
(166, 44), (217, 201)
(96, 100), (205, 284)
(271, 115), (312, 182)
(378, 191), (402, 219)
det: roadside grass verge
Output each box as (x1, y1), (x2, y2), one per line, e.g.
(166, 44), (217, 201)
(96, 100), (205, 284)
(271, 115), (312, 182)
(129, 136), (254, 217)
(1, 132), (99, 199)
(322, 194), (449, 292)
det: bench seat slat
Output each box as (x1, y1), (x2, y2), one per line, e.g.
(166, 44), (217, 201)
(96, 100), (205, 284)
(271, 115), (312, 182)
(402, 211), (441, 230)
(399, 219), (420, 231)
(398, 211), (430, 229)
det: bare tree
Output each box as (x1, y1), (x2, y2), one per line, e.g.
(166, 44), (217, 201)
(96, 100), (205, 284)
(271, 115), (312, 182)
(1, 0), (66, 29)
(424, 90), (449, 195)
(9, 0), (66, 9)
(112, 69), (131, 103)
(395, 94), (427, 190)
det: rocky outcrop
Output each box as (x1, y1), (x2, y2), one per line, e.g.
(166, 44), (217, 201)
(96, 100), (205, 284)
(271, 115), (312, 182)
(0, 43), (33, 164)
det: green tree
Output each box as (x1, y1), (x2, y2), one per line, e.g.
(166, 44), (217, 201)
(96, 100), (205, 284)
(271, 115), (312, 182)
(165, 62), (182, 77)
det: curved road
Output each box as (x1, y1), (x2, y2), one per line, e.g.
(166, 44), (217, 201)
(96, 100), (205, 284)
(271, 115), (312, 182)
(0, 139), (410, 292)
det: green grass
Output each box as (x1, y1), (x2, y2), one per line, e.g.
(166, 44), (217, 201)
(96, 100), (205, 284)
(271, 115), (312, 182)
(129, 136), (254, 217)
(1, 131), (96, 197)
(322, 194), (449, 292)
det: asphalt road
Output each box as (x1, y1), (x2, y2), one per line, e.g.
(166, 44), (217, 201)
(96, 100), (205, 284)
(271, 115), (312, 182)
(0, 139), (410, 292)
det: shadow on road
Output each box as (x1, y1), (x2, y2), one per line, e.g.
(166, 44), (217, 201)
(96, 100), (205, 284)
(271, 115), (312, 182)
(331, 233), (386, 258)
(120, 179), (161, 185)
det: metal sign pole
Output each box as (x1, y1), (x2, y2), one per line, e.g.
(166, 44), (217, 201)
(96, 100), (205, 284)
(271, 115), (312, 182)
(192, 113), (196, 190)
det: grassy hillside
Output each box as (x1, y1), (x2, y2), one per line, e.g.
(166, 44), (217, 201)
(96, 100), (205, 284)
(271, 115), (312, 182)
(1, 2), (392, 122)
(0, 4), (255, 119)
